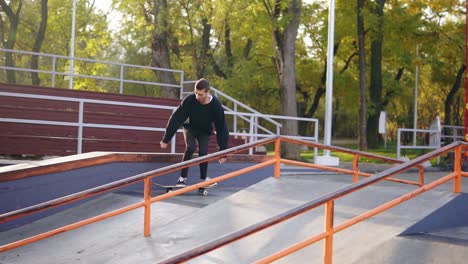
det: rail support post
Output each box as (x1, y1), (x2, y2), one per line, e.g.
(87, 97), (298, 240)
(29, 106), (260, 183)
(274, 137), (281, 178)
(454, 147), (462, 193)
(324, 200), (334, 264)
(144, 177), (152, 236)
(352, 154), (359, 182)
(418, 166), (424, 187)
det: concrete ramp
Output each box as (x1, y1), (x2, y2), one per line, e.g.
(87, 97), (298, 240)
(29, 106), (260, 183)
(400, 193), (468, 242)
(184, 175), (465, 264)
(1, 173), (467, 264)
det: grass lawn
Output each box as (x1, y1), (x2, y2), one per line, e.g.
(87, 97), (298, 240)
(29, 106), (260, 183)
(268, 142), (447, 165)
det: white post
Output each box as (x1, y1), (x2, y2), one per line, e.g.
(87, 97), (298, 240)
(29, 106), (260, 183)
(77, 101), (84, 154)
(316, 0), (339, 166)
(68, 0), (77, 89)
(119, 65), (124, 94)
(233, 103), (238, 133)
(249, 116), (255, 155)
(413, 44), (419, 145)
(397, 129), (401, 159)
(180, 72), (185, 99)
(323, 0), (335, 154)
(51, 56), (57, 87)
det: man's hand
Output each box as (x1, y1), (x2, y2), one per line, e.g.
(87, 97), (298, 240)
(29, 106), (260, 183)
(218, 157), (227, 164)
(160, 141), (168, 149)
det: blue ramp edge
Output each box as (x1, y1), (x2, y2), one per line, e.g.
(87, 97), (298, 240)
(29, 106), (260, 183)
(0, 161), (274, 231)
(399, 192), (468, 245)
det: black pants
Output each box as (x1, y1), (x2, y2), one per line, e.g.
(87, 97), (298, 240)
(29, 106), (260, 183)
(181, 128), (210, 179)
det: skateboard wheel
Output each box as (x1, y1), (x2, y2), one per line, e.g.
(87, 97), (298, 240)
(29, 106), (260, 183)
(198, 189), (208, 196)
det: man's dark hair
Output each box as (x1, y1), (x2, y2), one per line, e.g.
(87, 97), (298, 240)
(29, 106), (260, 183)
(195, 78), (210, 91)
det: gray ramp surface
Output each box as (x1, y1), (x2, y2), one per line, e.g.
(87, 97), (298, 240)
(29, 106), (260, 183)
(0, 173), (467, 264)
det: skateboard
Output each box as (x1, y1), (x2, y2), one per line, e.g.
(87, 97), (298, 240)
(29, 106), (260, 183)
(153, 182), (216, 196)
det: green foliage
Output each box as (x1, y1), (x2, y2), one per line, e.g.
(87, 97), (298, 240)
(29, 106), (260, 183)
(1, 0), (114, 92)
(1, 0), (466, 141)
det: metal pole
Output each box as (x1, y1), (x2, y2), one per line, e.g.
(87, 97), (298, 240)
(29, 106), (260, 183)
(413, 44), (419, 145)
(77, 101), (83, 154)
(323, 0), (335, 156)
(119, 65), (124, 94)
(68, 0), (77, 89)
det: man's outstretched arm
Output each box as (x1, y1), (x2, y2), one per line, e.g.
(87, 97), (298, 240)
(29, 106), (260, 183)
(160, 103), (188, 147)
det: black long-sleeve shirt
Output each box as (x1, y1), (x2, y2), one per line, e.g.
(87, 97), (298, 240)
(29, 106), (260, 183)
(161, 93), (229, 150)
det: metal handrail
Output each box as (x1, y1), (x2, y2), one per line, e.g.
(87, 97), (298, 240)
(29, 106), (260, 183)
(0, 48), (184, 93)
(441, 125), (464, 141)
(0, 137), (276, 252)
(396, 127), (442, 163)
(183, 80), (283, 139)
(396, 116), (464, 160)
(0, 48), (293, 143)
(159, 139), (465, 264)
(0, 91), (319, 155)
(0, 136), (435, 255)
(182, 80), (280, 125)
(0, 137), (275, 225)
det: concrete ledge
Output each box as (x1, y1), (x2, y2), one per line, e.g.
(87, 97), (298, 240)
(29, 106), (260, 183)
(0, 152), (271, 181)
(315, 155), (340, 166)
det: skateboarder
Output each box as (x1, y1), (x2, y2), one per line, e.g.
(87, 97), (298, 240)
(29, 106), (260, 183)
(160, 78), (229, 187)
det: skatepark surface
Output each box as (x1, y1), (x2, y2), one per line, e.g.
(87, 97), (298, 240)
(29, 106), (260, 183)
(1, 162), (467, 264)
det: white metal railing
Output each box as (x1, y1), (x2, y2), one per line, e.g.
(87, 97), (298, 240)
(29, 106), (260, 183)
(0, 48), (287, 144)
(396, 128), (441, 159)
(396, 116), (466, 161)
(441, 125), (464, 142)
(396, 116), (441, 162)
(0, 92), (319, 155)
(223, 110), (319, 156)
(0, 48), (184, 95)
(183, 80), (282, 138)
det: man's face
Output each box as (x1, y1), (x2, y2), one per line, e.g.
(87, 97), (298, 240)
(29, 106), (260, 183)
(194, 88), (210, 104)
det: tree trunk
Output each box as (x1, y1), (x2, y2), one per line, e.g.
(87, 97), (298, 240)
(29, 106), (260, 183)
(31, 0), (48, 86)
(278, 0), (301, 160)
(367, 0), (385, 148)
(151, 0), (178, 99)
(357, 0), (367, 150)
(196, 17), (211, 79)
(262, 0), (302, 159)
(296, 43), (341, 124)
(0, 0), (22, 84)
(224, 19), (233, 68)
(444, 64), (466, 126)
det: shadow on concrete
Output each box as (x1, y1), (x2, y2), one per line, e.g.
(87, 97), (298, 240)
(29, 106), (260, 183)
(399, 192), (468, 246)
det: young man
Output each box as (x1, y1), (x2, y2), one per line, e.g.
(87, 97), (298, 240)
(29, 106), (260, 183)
(160, 78), (229, 187)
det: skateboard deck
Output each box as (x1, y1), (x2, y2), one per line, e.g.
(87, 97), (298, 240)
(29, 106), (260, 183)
(153, 182), (216, 196)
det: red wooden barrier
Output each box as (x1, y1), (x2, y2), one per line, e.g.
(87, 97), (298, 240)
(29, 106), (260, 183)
(0, 83), (246, 156)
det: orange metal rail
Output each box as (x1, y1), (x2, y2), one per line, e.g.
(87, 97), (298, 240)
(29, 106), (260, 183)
(0, 136), (463, 263)
(159, 139), (466, 264)
(0, 137), (277, 252)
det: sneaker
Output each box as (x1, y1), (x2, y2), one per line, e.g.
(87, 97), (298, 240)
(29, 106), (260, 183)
(176, 177), (187, 187)
(202, 177), (218, 187)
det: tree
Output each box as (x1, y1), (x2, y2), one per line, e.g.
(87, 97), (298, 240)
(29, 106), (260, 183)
(31, 0), (48, 86)
(262, 0), (302, 159)
(0, 0), (113, 90)
(356, 0), (367, 150)
(0, 0), (23, 83)
(367, 0), (385, 148)
(3, 0), (467, 148)
(444, 64), (467, 127)
(151, 0), (178, 99)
